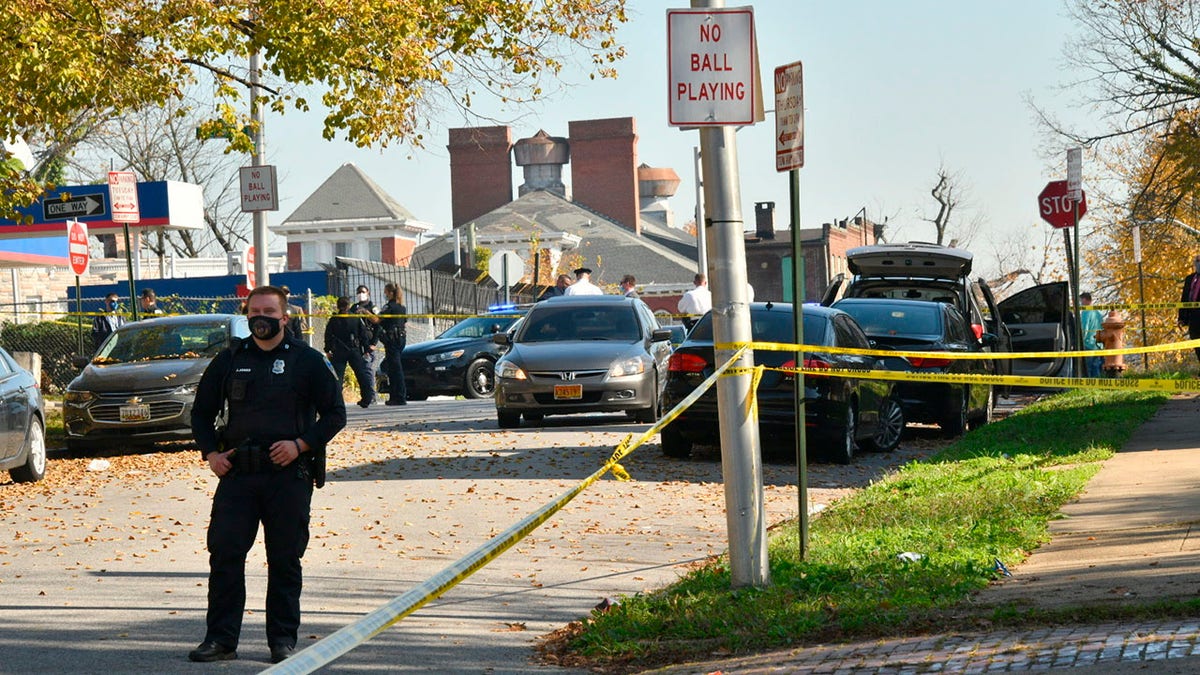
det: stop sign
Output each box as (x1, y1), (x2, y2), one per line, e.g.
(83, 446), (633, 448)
(245, 246), (256, 290)
(67, 220), (89, 276)
(1038, 180), (1087, 229)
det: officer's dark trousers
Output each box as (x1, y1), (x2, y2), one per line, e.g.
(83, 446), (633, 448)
(382, 338), (407, 401)
(204, 469), (313, 649)
(330, 350), (372, 403)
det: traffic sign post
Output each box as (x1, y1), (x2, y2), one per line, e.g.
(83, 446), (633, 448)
(67, 220), (89, 354)
(1037, 180), (1087, 229)
(239, 165), (279, 212)
(67, 220), (89, 276)
(245, 246), (257, 290)
(667, 7), (757, 126)
(774, 61), (804, 172)
(488, 251), (524, 304)
(107, 171), (141, 223)
(108, 171), (141, 320)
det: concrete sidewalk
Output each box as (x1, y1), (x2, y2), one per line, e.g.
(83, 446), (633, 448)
(651, 394), (1200, 674)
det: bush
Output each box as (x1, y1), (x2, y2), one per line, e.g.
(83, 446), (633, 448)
(0, 320), (85, 393)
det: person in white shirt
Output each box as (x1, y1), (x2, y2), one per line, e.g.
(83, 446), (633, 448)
(677, 273), (712, 326)
(564, 267), (603, 296)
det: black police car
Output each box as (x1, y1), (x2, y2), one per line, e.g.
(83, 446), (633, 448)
(401, 308), (524, 400)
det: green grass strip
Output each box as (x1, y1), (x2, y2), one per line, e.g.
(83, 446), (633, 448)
(565, 389), (1167, 664)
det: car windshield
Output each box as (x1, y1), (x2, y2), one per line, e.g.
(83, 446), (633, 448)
(518, 305), (641, 342)
(689, 309), (826, 344)
(439, 315), (520, 339)
(93, 321), (232, 364)
(838, 302), (942, 339)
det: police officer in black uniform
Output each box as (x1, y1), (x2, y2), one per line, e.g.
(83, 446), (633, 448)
(188, 286), (346, 665)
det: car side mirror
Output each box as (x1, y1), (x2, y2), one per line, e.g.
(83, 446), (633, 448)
(650, 328), (672, 342)
(71, 355), (92, 368)
(492, 333), (511, 345)
(981, 332), (999, 347)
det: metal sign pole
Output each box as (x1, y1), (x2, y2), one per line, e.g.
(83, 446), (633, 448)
(788, 168), (808, 559)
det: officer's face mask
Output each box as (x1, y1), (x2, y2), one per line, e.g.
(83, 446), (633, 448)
(249, 315), (283, 340)
(357, 291), (369, 302)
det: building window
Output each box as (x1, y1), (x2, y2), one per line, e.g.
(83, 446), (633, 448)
(334, 241), (352, 259)
(368, 238), (382, 263)
(300, 242), (316, 270)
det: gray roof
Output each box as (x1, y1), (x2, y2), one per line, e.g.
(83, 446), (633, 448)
(410, 190), (699, 286)
(276, 163), (422, 231)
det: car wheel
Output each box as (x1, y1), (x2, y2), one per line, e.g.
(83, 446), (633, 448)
(861, 396), (904, 453)
(523, 412), (544, 423)
(463, 358), (494, 399)
(497, 410), (521, 429)
(830, 401), (857, 465)
(660, 424), (693, 458)
(942, 388), (968, 438)
(634, 379), (660, 423)
(10, 418), (46, 483)
(972, 386), (995, 429)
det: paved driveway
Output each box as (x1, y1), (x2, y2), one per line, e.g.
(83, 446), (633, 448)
(0, 398), (939, 673)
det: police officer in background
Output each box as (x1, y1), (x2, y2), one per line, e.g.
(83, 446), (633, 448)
(188, 285), (346, 665)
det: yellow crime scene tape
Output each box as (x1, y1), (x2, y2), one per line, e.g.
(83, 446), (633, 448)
(264, 347), (750, 674)
(716, 338), (1200, 361)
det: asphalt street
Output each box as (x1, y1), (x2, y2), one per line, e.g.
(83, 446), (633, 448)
(0, 397), (941, 673)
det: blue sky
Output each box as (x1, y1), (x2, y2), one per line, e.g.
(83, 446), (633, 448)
(263, 1), (1089, 276)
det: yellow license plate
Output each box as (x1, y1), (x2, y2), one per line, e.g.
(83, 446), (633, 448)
(553, 384), (583, 400)
(119, 404), (151, 421)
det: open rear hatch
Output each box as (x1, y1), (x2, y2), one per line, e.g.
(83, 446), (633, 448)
(847, 242), (973, 279)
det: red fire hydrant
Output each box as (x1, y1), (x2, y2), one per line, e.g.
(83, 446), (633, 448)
(1094, 311), (1126, 377)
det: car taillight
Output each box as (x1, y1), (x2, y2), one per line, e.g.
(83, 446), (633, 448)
(970, 323), (983, 340)
(908, 356), (952, 368)
(668, 352), (708, 373)
(803, 358), (832, 370)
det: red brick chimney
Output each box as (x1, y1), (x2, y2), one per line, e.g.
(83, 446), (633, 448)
(448, 126), (513, 228)
(568, 117), (640, 235)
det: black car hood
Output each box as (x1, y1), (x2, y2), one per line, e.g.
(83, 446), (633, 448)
(505, 341), (644, 370)
(70, 357), (213, 392)
(403, 336), (484, 357)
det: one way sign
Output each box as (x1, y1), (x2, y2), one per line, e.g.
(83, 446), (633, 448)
(42, 194), (106, 221)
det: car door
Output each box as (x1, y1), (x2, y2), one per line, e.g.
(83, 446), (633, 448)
(997, 281), (1074, 378)
(820, 273), (848, 306)
(0, 353), (17, 460)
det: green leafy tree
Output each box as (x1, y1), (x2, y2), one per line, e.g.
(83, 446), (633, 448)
(0, 0), (628, 219)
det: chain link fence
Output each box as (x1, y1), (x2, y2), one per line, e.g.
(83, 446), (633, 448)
(0, 271), (530, 391)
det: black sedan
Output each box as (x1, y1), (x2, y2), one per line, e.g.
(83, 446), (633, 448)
(833, 298), (995, 437)
(400, 311), (524, 400)
(661, 302), (904, 464)
(0, 347), (46, 483)
(63, 314), (249, 452)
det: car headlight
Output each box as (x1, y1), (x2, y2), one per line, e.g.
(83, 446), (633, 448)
(609, 357), (646, 377)
(495, 361), (527, 380)
(426, 349), (465, 363)
(172, 384), (197, 397)
(64, 390), (95, 404)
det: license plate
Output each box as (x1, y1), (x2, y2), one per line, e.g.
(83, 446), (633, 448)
(119, 404), (151, 421)
(553, 384), (583, 400)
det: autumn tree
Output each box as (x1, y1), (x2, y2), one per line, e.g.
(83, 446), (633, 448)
(0, 0), (628, 219)
(70, 100), (250, 257)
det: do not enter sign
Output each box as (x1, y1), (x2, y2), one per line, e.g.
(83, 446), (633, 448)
(1038, 180), (1087, 229)
(67, 220), (89, 276)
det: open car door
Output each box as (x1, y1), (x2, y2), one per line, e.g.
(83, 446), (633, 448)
(820, 273), (847, 306)
(997, 281), (1075, 378)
